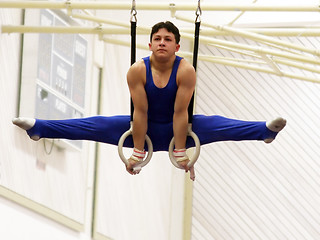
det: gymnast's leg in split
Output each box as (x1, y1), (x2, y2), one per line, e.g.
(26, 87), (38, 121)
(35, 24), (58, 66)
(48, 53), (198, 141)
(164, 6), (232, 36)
(187, 115), (286, 148)
(12, 115), (286, 151)
(12, 115), (133, 146)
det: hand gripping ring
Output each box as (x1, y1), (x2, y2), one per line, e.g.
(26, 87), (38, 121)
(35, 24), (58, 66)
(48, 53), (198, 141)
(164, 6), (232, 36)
(118, 122), (153, 172)
(169, 124), (200, 169)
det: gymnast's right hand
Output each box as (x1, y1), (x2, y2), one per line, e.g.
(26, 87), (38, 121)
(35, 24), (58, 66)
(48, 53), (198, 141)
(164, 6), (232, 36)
(125, 148), (145, 175)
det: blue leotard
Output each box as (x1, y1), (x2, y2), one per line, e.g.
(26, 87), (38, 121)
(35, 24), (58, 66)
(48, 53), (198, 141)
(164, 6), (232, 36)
(26, 55), (278, 151)
(144, 55), (181, 123)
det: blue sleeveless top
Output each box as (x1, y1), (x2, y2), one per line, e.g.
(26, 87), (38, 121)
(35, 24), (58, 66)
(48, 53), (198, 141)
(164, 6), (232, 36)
(143, 55), (183, 123)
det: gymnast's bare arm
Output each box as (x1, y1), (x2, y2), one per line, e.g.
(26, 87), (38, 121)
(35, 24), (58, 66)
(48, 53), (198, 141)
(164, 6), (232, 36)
(174, 59), (196, 173)
(126, 60), (148, 174)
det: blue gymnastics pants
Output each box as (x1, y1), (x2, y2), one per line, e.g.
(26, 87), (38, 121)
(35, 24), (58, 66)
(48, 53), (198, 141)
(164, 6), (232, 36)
(26, 115), (278, 152)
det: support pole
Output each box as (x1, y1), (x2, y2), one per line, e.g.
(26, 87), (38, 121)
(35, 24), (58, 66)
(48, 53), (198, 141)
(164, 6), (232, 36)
(1, 25), (131, 34)
(0, 1), (320, 12)
(4, 25), (320, 37)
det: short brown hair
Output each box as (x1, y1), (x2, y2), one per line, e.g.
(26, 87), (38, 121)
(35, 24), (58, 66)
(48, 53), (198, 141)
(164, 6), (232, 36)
(150, 21), (181, 44)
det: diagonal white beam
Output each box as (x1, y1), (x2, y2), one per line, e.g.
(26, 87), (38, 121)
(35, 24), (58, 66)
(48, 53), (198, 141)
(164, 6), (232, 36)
(227, 0), (258, 26)
(176, 28), (320, 37)
(175, 14), (320, 57)
(181, 31), (320, 66)
(101, 36), (320, 83)
(259, 53), (283, 76)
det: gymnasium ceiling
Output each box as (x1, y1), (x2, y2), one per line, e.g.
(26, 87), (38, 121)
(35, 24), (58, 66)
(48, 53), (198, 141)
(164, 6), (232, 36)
(1, 0), (320, 83)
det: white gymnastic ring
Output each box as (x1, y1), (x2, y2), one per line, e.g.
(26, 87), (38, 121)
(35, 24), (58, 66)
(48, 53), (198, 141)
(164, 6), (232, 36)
(118, 125), (153, 171)
(169, 124), (200, 169)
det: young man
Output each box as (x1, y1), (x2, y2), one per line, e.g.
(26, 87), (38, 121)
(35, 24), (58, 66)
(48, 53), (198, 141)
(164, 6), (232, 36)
(126, 21), (196, 176)
(13, 21), (286, 180)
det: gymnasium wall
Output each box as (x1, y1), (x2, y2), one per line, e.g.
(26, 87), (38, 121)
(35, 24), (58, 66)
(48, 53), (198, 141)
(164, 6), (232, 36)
(0, 6), (186, 240)
(2, 1), (320, 240)
(191, 35), (320, 239)
(0, 6), (93, 240)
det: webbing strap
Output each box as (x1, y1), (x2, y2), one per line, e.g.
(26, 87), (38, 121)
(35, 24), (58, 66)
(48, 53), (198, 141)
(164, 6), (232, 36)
(188, 20), (201, 123)
(130, 20), (136, 121)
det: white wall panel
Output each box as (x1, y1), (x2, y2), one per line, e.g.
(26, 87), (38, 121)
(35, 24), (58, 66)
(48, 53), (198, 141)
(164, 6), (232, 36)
(191, 35), (320, 240)
(0, 8), (94, 230)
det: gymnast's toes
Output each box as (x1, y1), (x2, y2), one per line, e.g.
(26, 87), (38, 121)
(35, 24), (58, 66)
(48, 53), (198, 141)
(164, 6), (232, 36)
(12, 117), (35, 130)
(12, 117), (39, 141)
(264, 117), (287, 143)
(266, 117), (287, 132)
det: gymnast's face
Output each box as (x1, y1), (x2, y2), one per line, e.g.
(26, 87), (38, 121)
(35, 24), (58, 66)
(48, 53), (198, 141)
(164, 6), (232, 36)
(149, 28), (180, 58)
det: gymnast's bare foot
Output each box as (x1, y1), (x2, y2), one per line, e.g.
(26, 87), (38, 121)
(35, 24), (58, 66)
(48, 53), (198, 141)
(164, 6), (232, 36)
(12, 117), (40, 141)
(264, 117), (287, 143)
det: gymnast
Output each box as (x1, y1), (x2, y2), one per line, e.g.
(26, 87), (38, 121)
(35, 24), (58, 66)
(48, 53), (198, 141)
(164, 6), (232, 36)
(12, 21), (286, 180)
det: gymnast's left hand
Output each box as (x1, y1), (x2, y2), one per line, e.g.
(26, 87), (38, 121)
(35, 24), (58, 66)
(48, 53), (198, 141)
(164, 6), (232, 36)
(125, 157), (141, 175)
(177, 158), (196, 181)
